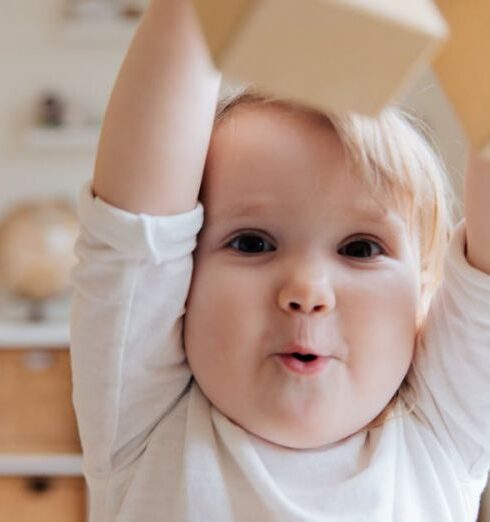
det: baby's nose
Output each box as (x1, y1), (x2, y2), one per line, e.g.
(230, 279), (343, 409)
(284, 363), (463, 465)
(278, 276), (335, 316)
(286, 300), (329, 314)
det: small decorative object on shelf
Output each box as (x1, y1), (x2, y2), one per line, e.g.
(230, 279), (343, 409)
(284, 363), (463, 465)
(28, 90), (101, 150)
(0, 200), (79, 322)
(39, 92), (65, 128)
(66, 0), (148, 21)
(61, 1), (143, 44)
(117, 0), (149, 19)
(37, 90), (97, 129)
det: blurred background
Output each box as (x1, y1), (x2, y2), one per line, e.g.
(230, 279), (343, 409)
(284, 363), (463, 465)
(0, 1), (486, 521)
(0, 0), (149, 326)
(0, 2), (148, 520)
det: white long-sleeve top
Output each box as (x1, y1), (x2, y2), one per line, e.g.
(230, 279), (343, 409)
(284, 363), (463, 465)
(70, 181), (490, 522)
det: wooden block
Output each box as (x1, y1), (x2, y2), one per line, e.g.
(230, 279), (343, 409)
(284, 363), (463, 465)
(0, 476), (86, 522)
(192, 0), (448, 115)
(432, 0), (490, 157)
(0, 349), (82, 453)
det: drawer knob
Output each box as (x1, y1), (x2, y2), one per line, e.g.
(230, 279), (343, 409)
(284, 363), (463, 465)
(26, 476), (52, 493)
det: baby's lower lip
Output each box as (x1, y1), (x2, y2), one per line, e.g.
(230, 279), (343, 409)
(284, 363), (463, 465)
(276, 354), (330, 375)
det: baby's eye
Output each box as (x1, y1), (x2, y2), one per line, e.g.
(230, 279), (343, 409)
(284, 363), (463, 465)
(338, 239), (385, 259)
(227, 233), (275, 254)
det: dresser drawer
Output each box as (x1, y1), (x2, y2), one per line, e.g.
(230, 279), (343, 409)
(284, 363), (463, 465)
(0, 476), (86, 522)
(0, 349), (81, 453)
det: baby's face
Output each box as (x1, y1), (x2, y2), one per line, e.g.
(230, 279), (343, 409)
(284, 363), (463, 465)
(183, 105), (421, 449)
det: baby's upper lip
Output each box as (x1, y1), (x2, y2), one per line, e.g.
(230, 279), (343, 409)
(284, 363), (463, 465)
(279, 343), (329, 358)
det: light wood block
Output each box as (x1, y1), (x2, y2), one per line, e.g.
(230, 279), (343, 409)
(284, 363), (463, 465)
(192, 0), (448, 115)
(0, 349), (81, 453)
(432, 0), (490, 157)
(0, 476), (86, 522)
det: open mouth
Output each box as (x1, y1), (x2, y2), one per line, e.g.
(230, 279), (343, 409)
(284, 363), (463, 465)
(277, 352), (329, 375)
(291, 353), (318, 362)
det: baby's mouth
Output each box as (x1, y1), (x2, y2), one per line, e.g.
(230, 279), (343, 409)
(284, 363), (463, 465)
(280, 342), (325, 359)
(290, 353), (318, 362)
(276, 353), (330, 375)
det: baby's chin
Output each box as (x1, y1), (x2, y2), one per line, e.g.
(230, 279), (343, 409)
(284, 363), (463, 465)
(221, 406), (372, 450)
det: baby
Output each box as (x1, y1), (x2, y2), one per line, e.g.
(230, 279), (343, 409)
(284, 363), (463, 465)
(69, 1), (490, 520)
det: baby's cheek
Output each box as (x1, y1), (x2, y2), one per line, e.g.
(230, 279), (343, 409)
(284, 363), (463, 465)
(186, 264), (242, 340)
(368, 268), (419, 322)
(346, 278), (417, 366)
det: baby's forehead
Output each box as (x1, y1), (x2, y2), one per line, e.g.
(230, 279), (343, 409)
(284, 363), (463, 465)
(211, 102), (334, 145)
(204, 102), (416, 225)
(204, 104), (346, 189)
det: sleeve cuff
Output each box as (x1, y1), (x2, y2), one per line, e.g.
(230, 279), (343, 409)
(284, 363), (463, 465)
(77, 180), (204, 264)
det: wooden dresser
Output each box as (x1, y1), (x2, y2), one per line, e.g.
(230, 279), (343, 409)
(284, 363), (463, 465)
(0, 321), (86, 521)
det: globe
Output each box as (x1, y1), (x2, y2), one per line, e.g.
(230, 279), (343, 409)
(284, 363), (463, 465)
(0, 199), (79, 317)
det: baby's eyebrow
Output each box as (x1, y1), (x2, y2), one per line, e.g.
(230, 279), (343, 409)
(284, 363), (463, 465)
(208, 201), (273, 222)
(352, 207), (407, 232)
(209, 201), (401, 229)
(356, 207), (392, 224)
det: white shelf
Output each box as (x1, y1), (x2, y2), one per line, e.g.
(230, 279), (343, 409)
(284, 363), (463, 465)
(61, 15), (139, 45)
(0, 320), (69, 348)
(0, 454), (82, 476)
(26, 125), (100, 151)
(0, 290), (70, 347)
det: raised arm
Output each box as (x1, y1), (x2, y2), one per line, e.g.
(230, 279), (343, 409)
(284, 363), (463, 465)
(406, 144), (490, 480)
(92, 0), (221, 215)
(464, 148), (490, 275)
(70, 0), (221, 484)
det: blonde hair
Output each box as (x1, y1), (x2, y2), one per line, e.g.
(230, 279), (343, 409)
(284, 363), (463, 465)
(207, 85), (458, 428)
